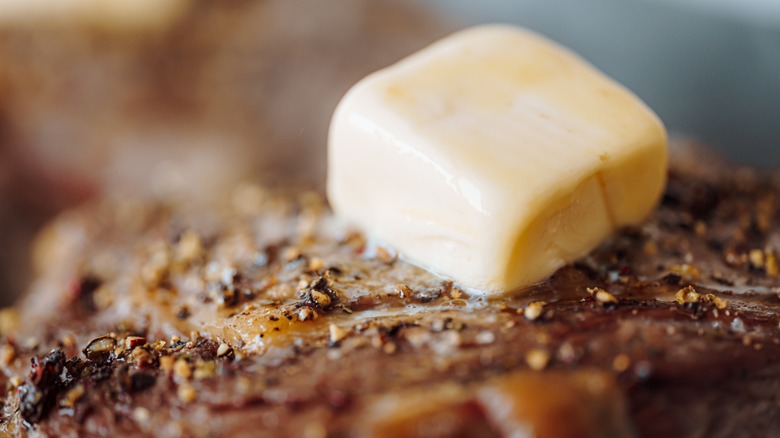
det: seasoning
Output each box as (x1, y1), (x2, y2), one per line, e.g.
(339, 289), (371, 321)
(141, 243), (171, 287)
(587, 287), (618, 305)
(675, 285), (701, 305)
(0, 344), (15, 366)
(703, 293), (728, 310)
(282, 247), (301, 262)
(557, 342), (577, 363)
(59, 384), (85, 408)
(525, 348), (551, 371)
(522, 301), (547, 321)
(217, 343), (232, 357)
(177, 383), (197, 403)
(0, 308), (19, 335)
(133, 407), (151, 425)
(125, 336), (147, 349)
(393, 284), (412, 298)
(83, 335), (117, 363)
(670, 263), (701, 279)
(475, 331), (495, 345)
(61, 335), (76, 349)
(159, 356), (175, 373)
(749, 249), (765, 268)
(298, 307), (318, 321)
(308, 257), (325, 271)
(173, 359), (192, 380)
(193, 360), (216, 380)
(310, 290), (331, 308)
(767, 249), (779, 278)
(612, 354), (631, 372)
(19, 349), (67, 423)
(329, 324), (349, 343)
(175, 230), (203, 266)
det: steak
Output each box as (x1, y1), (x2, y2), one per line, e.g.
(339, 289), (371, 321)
(1, 149), (779, 437)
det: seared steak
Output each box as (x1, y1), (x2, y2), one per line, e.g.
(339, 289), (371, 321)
(1, 152), (779, 437)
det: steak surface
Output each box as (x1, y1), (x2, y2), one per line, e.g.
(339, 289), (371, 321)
(1, 150), (779, 437)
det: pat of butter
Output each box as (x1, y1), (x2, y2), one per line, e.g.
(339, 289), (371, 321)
(327, 25), (667, 293)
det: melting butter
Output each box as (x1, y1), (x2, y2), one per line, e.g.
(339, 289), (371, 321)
(328, 25), (667, 293)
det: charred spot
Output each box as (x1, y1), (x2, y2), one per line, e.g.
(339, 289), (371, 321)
(129, 371), (157, 392)
(710, 274), (735, 287)
(218, 286), (240, 308)
(688, 182), (720, 219)
(19, 349), (72, 424)
(115, 363), (146, 394)
(661, 191), (681, 208)
(176, 307), (191, 319)
(216, 279), (256, 309)
(664, 178), (719, 219)
(192, 338), (220, 361)
(241, 288), (257, 301)
(571, 262), (602, 281)
(662, 273), (682, 285)
(262, 242), (286, 267)
(682, 301), (705, 318)
(706, 239), (724, 251)
(385, 323), (411, 337)
(71, 276), (102, 313)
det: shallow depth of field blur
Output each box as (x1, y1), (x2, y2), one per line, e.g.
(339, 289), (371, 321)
(1, 0), (778, 305)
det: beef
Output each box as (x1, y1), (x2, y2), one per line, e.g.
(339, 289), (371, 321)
(0, 0), (449, 306)
(1, 153), (780, 437)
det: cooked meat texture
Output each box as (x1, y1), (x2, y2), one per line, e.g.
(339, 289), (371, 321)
(1, 156), (780, 437)
(0, 0), (449, 305)
(0, 0), (447, 191)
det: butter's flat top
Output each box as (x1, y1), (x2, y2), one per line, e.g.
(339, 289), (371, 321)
(349, 25), (665, 213)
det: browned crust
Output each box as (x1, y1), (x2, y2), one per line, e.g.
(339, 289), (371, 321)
(1, 156), (780, 437)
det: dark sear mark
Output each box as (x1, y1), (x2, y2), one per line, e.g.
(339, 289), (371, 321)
(19, 349), (69, 424)
(71, 276), (102, 313)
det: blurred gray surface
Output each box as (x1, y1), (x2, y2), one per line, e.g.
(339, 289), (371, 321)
(430, 0), (780, 166)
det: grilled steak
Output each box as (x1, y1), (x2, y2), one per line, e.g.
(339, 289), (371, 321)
(1, 148), (779, 437)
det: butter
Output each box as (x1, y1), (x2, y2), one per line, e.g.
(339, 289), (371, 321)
(327, 25), (667, 293)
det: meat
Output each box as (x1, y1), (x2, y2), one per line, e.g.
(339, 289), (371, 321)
(0, 0), (449, 305)
(1, 152), (780, 437)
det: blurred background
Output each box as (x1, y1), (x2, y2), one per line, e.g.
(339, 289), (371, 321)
(0, 0), (778, 305)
